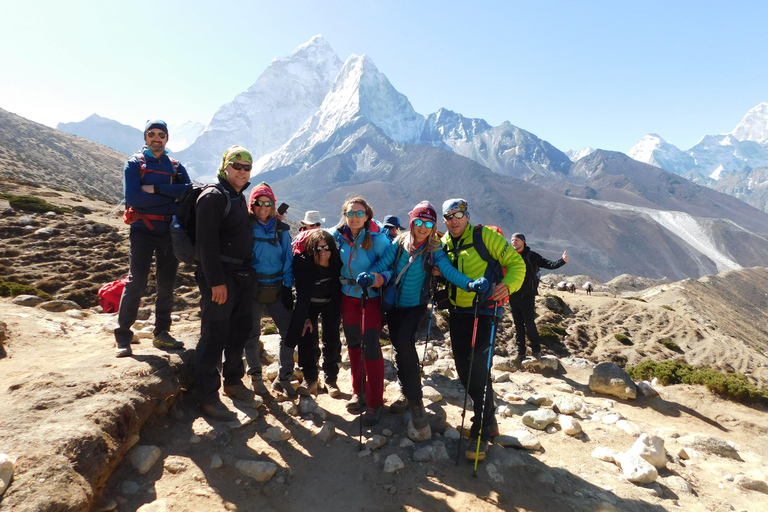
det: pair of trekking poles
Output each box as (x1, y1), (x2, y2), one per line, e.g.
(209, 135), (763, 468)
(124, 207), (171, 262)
(357, 285), (499, 476)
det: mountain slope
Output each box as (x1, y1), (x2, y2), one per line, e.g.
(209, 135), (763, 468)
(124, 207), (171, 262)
(57, 114), (143, 155)
(0, 108), (124, 203)
(178, 35), (343, 178)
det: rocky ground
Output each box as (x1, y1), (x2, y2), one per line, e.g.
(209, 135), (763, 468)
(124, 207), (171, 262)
(1, 183), (768, 512)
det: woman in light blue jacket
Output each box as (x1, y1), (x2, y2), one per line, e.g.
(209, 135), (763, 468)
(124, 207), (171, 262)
(328, 196), (390, 425)
(357, 201), (487, 438)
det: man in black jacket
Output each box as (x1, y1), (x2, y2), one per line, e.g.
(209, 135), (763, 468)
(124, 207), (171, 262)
(509, 233), (568, 363)
(195, 145), (255, 421)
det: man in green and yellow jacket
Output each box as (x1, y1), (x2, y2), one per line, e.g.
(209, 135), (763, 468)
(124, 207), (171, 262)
(441, 198), (526, 462)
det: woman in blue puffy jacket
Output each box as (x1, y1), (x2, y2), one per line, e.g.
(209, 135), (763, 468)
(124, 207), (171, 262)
(243, 182), (295, 400)
(328, 196), (390, 426)
(357, 201), (487, 439)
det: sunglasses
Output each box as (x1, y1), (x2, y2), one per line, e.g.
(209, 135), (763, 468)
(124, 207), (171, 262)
(443, 211), (466, 221)
(345, 210), (366, 218)
(230, 162), (252, 172)
(253, 200), (273, 207)
(146, 131), (167, 140)
(413, 219), (434, 229)
(317, 245), (330, 252)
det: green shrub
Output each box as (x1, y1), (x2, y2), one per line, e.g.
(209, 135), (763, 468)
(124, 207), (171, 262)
(8, 195), (68, 214)
(661, 305), (675, 311)
(262, 326), (278, 335)
(626, 360), (768, 405)
(72, 205), (92, 214)
(543, 294), (566, 308)
(0, 278), (53, 299)
(438, 310), (450, 321)
(658, 338), (683, 352)
(626, 297), (647, 302)
(614, 333), (633, 346)
(538, 324), (564, 343)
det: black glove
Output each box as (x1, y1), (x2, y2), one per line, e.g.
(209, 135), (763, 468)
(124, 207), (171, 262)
(281, 285), (294, 310)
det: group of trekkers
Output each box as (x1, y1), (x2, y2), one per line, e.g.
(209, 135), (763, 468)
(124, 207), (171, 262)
(114, 121), (569, 462)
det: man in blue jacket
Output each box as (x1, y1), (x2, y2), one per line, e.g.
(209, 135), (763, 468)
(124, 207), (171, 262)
(114, 120), (191, 357)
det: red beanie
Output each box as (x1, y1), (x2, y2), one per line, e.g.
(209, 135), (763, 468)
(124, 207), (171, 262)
(249, 182), (276, 205)
(409, 201), (437, 226)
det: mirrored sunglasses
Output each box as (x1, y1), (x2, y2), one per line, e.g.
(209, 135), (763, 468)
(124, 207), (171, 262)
(443, 211), (466, 221)
(317, 245), (330, 252)
(413, 219), (434, 229)
(146, 131), (167, 140)
(253, 199), (273, 207)
(230, 162), (252, 172)
(345, 210), (366, 218)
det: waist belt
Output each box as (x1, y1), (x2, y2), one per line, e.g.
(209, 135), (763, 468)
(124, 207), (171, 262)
(310, 297), (331, 304)
(256, 271), (283, 280)
(340, 277), (357, 286)
(124, 207), (171, 231)
(221, 255), (246, 265)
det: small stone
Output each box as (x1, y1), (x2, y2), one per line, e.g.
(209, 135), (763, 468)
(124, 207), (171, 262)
(663, 475), (693, 494)
(614, 452), (658, 484)
(413, 447), (432, 462)
(122, 480), (141, 494)
(526, 394), (552, 406)
(210, 455), (223, 469)
(591, 447), (615, 463)
(382, 429), (393, 437)
(137, 500), (171, 512)
(189, 435), (202, 444)
(629, 434), (666, 469)
(235, 460), (278, 482)
(383, 454), (405, 473)
(162, 459), (187, 474)
(443, 427), (461, 440)
(0, 454), (14, 498)
(553, 395), (582, 415)
(423, 386), (443, 402)
(521, 409), (557, 430)
(389, 485), (398, 495)
(129, 445), (161, 475)
(399, 438), (415, 448)
(602, 412), (624, 424)
(264, 426), (292, 442)
(496, 430), (540, 450)
(365, 435), (388, 451)
(615, 419), (642, 437)
(503, 392), (524, 401)
(432, 441), (450, 461)
(559, 415), (582, 436)
(281, 401), (298, 415)
(358, 448), (372, 458)
(485, 462), (504, 483)
(316, 422), (337, 442)
(733, 475), (768, 494)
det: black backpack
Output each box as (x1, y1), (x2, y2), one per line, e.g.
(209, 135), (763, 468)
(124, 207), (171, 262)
(170, 182), (232, 264)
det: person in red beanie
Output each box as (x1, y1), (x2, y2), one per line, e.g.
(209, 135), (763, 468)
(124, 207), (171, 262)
(357, 201), (487, 440)
(244, 182), (295, 399)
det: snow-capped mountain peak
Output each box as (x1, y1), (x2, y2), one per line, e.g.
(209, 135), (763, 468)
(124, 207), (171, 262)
(628, 134), (695, 175)
(566, 147), (595, 162)
(730, 102), (768, 144)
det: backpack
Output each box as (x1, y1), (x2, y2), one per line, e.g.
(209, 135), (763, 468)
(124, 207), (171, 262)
(170, 182), (233, 264)
(122, 153), (182, 230)
(98, 276), (128, 313)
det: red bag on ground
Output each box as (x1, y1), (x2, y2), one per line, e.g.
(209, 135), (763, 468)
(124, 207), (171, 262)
(98, 277), (128, 313)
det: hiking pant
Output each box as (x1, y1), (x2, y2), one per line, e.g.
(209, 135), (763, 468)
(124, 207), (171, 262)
(509, 293), (540, 355)
(386, 304), (427, 402)
(195, 269), (253, 405)
(293, 302), (342, 385)
(341, 294), (384, 408)
(115, 230), (178, 347)
(450, 311), (498, 441)
(244, 293), (293, 380)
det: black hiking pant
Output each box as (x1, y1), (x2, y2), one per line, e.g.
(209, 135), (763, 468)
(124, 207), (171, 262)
(195, 268), (253, 405)
(450, 311), (498, 440)
(509, 293), (540, 356)
(386, 304), (427, 402)
(115, 230), (178, 347)
(293, 301), (342, 384)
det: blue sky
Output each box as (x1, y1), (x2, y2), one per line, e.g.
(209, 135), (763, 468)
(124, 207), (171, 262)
(1, 0), (766, 153)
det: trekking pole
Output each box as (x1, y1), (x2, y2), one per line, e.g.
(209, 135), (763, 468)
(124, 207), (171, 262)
(473, 302), (500, 476)
(106, 199), (125, 217)
(419, 295), (436, 379)
(455, 296), (481, 465)
(358, 286), (368, 450)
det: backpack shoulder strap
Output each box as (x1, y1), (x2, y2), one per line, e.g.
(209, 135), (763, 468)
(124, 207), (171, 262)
(472, 224), (493, 264)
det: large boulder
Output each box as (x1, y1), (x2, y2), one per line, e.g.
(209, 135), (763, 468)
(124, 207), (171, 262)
(588, 362), (637, 399)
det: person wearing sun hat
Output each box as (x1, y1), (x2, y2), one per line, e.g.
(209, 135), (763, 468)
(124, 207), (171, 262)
(194, 145), (256, 421)
(299, 210), (325, 232)
(356, 201), (486, 441)
(114, 119), (191, 358)
(243, 182), (296, 399)
(439, 197), (527, 461)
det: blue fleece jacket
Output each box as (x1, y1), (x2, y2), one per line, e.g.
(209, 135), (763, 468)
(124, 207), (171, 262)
(370, 238), (472, 308)
(251, 219), (293, 287)
(123, 147), (191, 235)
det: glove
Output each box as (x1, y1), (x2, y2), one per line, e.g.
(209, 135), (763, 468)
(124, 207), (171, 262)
(468, 277), (490, 294)
(281, 285), (294, 310)
(356, 272), (375, 288)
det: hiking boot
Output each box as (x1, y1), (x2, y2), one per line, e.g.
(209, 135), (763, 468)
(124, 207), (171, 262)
(409, 400), (429, 430)
(272, 379), (298, 400)
(250, 374), (270, 397)
(326, 380), (342, 398)
(297, 380), (318, 396)
(153, 331), (184, 350)
(362, 406), (383, 426)
(223, 382), (255, 401)
(115, 345), (132, 358)
(388, 393), (409, 414)
(465, 439), (489, 462)
(531, 351), (542, 361)
(515, 351), (526, 364)
(200, 401), (237, 422)
(346, 393), (366, 413)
